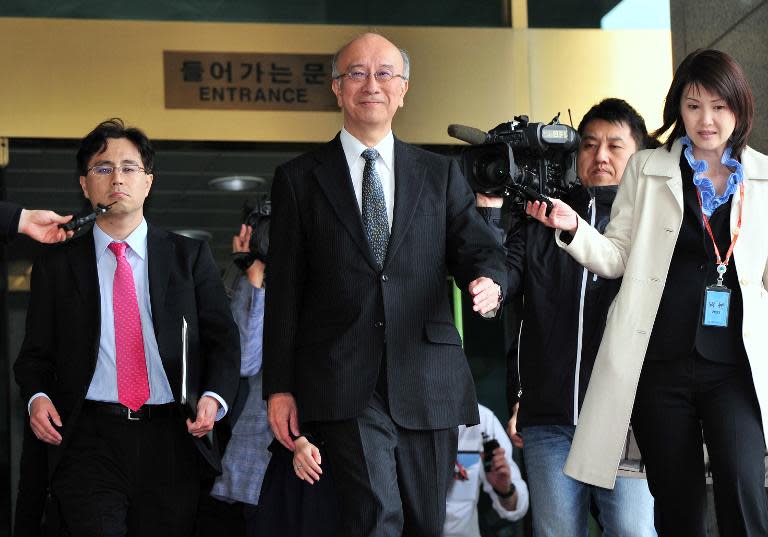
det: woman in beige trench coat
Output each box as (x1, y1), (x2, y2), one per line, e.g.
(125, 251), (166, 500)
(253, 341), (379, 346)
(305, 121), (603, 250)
(528, 49), (768, 536)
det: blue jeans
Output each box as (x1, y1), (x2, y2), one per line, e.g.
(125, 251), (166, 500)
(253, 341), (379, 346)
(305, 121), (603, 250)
(522, 425), (656, 537)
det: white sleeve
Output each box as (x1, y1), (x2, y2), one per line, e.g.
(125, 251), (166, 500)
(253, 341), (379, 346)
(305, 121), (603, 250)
(28, 392), (50, 414)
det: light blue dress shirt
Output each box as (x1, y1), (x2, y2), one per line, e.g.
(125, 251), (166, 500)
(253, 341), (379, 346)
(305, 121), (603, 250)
(86, 219), (173, 404)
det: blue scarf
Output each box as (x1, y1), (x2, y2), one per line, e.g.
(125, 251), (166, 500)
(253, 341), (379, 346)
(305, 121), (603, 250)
(680, 135), (744, 217)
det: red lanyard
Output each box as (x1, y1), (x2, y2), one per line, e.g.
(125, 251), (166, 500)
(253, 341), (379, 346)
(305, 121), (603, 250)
(695, 182), (744, 283)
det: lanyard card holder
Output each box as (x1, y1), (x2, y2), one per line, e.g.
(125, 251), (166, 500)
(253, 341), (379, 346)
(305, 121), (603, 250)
(702, 284), (730, 328)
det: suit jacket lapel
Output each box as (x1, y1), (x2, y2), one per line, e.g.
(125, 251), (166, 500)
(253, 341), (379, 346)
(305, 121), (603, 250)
(147, 224), (172, 341)
(387, 138), (426, 264)
(313, 135), (380, 270)
(66, 231), (101, 358)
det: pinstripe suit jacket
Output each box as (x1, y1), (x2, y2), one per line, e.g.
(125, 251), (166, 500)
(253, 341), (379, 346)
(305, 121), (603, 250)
(263, 134), (507, 430)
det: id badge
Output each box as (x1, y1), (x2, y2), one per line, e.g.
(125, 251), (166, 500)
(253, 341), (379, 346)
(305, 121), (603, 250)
(702, 285), (731, 328)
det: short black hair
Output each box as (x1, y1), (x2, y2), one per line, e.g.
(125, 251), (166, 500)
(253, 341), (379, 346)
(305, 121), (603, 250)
(76, 118), (155, 176)
(578, 98), (651, 150)
(652, 49), (754, 158)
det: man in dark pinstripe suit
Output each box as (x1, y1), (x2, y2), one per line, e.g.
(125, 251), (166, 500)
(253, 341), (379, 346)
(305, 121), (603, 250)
(263, 33), (507, 537)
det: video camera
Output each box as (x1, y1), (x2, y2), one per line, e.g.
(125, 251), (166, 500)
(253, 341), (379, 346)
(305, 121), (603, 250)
(243, 195), (271, 262)
(232, 195), (271, 273)
(448, 114), (581, 212)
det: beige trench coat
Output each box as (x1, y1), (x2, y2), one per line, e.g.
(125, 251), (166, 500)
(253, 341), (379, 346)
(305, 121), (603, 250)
(555, 138), (768, 489)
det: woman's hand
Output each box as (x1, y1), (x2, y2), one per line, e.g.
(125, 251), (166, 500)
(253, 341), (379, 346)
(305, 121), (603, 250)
(293, 436), (323, 484)
(525, 199), (579, 232)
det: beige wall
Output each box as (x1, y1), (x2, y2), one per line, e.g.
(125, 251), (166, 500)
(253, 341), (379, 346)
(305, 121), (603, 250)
(0, 18), (672, 143)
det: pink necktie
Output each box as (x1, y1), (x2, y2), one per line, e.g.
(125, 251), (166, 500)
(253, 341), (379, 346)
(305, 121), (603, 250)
(108, 242), (149, 411)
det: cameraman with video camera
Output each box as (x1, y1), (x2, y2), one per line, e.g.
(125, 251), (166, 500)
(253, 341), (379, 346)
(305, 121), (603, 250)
(475, 99), (656, 536)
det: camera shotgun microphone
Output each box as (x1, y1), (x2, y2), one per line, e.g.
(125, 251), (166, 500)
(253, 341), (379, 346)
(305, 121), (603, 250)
(447, 124), (490, 145)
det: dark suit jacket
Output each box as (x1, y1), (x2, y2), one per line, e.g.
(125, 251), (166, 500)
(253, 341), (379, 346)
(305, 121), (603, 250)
(263, 135), (507, 430)
(13, 223), (241, 474)
(0, 201), (22, 243)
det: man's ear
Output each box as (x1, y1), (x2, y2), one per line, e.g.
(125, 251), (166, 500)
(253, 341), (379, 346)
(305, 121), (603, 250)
(144, 173), (154, 196)
(79, 176), (90, 200)
(332, 79), (343, 108)
(398, 80), (409, 108)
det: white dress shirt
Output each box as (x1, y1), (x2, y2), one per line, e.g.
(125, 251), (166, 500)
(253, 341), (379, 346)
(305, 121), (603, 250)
(340, 127), (395, 231)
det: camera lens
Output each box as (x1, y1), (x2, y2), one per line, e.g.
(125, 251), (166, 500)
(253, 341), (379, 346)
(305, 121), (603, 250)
(474, 155), (509, 190)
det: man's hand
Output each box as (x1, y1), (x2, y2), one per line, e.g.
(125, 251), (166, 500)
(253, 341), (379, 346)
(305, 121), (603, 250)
(232, 224), (252, 253)
(18, 209), (74, 244)
(476, 193), (504, 208)
(268, 392), (299, 451)
(186, 395), (220, 437)
(469, 277), (501, 315)
(30, 397), (63, 445)
(507, 403), (524, 449)
(525, 199), (579, 232)
(484, 445), (517, 510)
(484, 445), (512, 491)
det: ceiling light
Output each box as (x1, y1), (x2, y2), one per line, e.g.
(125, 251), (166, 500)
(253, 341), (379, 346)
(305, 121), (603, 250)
(174, 229), (213, 242)
(208, 175), (267, 191)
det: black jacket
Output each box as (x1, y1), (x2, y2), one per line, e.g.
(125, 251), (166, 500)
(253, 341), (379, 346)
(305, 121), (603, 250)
(500, 186), (621, 428)
(0, 201), (22, 243)
(263, 135), (508, 429)
(14, 224), (241, 475)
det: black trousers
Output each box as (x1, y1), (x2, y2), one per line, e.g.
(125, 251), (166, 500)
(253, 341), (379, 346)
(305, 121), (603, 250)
(13, 422), (48, 537)
(632, 354), (768, 537)
(311, 392), (458, 537)
(51, 404), (200, 537)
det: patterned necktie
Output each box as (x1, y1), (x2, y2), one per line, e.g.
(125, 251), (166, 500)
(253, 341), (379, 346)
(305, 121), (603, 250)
(361, 148), (390, 268)
(108, 242), (149, 411)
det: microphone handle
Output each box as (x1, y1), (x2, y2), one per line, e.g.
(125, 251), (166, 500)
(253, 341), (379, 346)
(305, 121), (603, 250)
(60, 212), (98, 232)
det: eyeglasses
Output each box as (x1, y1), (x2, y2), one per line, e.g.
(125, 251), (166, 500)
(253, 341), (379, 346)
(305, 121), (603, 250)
(87, 165), (147, 176)
(333, 70), (408, 84)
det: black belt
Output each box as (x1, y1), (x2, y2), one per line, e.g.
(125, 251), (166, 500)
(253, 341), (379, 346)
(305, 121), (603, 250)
(82, 400), (177, 421)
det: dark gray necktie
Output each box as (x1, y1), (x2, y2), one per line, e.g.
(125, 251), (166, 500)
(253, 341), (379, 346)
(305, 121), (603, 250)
(361, 148), (390, 268)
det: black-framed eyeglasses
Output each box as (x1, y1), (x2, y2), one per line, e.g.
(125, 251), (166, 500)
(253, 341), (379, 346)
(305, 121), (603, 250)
(87, 165), (147, 176)
(333, 70), (408, 84)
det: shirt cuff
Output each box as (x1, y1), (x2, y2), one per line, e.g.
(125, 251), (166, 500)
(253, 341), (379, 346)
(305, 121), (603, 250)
(202, 391), (228, 421)
(28, 392), (50, 415)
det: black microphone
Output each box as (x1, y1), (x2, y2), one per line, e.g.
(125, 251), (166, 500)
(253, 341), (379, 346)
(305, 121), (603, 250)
(447, 124), (490, 145)
(59, 202), (116, 232)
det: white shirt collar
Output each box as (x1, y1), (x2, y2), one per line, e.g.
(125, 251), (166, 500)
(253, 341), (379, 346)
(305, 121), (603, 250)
(340, 128), (395, 173)
(93, 218), (148, 261)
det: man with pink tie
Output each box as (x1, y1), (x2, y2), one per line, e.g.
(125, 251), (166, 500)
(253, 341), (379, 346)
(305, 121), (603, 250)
(14, 119), (240, 537)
